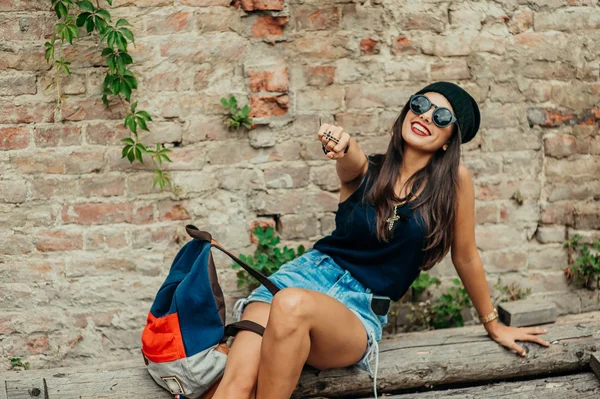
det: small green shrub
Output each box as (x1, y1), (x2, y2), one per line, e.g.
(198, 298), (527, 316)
(232, 226), (305, 291)
(410, 272), (441, 300)
(221, 95), (253, 130)
(493, 281), (531, 302)
(408, 278), (472, 330)
(10, 358), (30, 370)
(564, 234), (600, 290)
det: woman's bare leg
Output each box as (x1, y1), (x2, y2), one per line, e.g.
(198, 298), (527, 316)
(255, 288), (368, 399)
(212, 301), (271, 399)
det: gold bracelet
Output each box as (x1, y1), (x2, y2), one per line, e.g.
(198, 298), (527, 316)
(479, 308), (498, 324)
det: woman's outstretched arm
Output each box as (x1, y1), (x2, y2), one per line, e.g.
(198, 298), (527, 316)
(450, 164), (551, 357)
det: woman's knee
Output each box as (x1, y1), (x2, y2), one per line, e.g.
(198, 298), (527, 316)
(269, 288), (315, 330)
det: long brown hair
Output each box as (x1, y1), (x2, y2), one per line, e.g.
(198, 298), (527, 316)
(360, 100), (462, 271)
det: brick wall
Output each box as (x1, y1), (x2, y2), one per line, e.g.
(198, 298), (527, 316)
(1, 0), (599, 369)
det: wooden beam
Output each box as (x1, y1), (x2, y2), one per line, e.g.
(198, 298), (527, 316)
(292, 320), (597, 398)
(376, 373), (600, 398)
(497, 300), (557, 327)
(1, 312), (599, 399)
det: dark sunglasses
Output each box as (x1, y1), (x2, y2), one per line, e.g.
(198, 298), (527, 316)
(409, 94), (458, 128)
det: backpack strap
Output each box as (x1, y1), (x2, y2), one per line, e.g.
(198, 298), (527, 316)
(223, 320), (265, 339)
(185, 225), (282, 296)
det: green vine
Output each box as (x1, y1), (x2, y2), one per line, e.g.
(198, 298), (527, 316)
(564, 234), (600, 290)
(45, 0), (174, 191)
(221, 95), (254, 130)
(407, 278), (473, 330)
(232, 226), (305, 291)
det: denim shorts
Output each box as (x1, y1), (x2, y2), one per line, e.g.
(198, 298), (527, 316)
(231, 248), (389, 379)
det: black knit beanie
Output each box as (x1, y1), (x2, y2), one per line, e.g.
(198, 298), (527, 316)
(413, 81), (480, 144)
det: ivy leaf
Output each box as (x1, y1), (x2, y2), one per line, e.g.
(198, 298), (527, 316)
(121, 79), (132, 102)
(116, 18), (130, 28)
(137, 110), (151, 121)
(101, 47), (113, 57)
(55, 2), (68, 19)
(76, 12), (91, 27)
(131, 101), (138, 113)
(120, 27), (134, 44)
(95, 15), (108, 33)
(121, 137), (135, 145)
(106, 0), (113, 5)
(120, 52), (133, 65)
(117, 34), (128, 52)
(76, 0), (95, 12)
(96, 9), (111, 22)
(136, 116), (148, 131)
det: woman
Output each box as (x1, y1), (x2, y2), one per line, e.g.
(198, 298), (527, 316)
(213, 81), (551, 399)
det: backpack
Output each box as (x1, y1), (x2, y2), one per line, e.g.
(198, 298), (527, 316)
(141, 224), (282, 399)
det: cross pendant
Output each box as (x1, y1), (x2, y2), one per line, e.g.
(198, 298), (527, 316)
(386, 215), (400, 231)
(386, 205), (400, 231)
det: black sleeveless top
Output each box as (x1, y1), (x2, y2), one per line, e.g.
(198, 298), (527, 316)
(312, 155), (426, 301)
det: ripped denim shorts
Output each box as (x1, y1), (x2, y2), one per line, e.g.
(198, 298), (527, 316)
(231, 248), (389, 398)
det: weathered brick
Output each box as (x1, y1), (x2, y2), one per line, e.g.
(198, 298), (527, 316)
(62, 98), (127, 121)
(546, 156), (600, 183)
(0, 43), (48, 72)
(360, 38), (380, 55)
(215, 167), (265, 190)
(183, 117), (233, 143)
(403, 12), (445, 33)
(430, 58), (471, 80)
(235, 0), (284, 11)
(252, 16), (288, 38)
(0, 180), (27, 203)
(31, 178), (79, 200)
(475, 225), (523, 251)
(180, 0), (230, 5)
(0, 74), (36, 96)
(249, 94), (289, 117)
(35, 229), (83, 252)
(333, 112), (378, 135)
(145, 11), (193, 36)
(345, 84), (415, 109)
(34, 124), (82, 148)
(391, 35), (419, 56)
(305, 65), (335, 87)
(528, 244), (569, 270)
(535, 226), (566, 244)
(482, 128), (541, 152)
(250, 190), (338, 214)
(60, 203), (153, 225)
(131, 224), (180, 249)
(160, 34), (246, 64)
(574, 202), (600, 229)
(541, 202), (575, 225)
(85, 228), (128, 250)
(548, 181), (600, 202)
(279, 214), (319, 240)
(475, 202), (499, 224)
(297, 86), (343, 112)
(248, 64), (289, 92)
(264, 164), (309, 188)
(310, 164), (341, 192)
(64, 151), (105, 174)
(114, 0), (175, 6)
(11, 151), (65, 174)
(0, 232), (33, 255)
(295, 7), (340, 31)
(85, 121), (130, 146)
(385, 58), (429, 81)
(80, 175), (126, 197)
(158, 199), (190, 221)
(0, 126), (29, 150)
(481, 249), (527, 273)
(287, 36), (349, 60)
(319, 214), (336, 235)
(534, 8), (600, 32)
